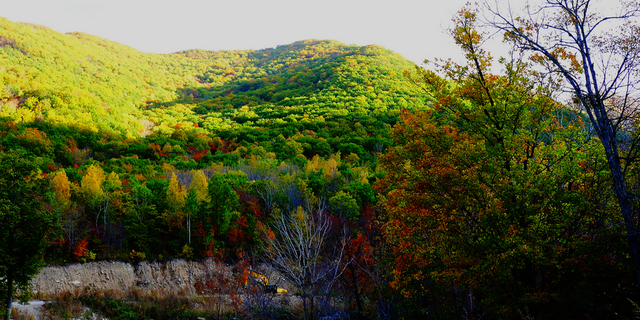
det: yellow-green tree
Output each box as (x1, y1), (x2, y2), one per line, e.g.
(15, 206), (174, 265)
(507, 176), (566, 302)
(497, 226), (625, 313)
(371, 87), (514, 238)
(167, 172), (186, 213)
(51, 170), (71, 210)
(80, 164), (108, 240)
(189, 170), (209, 202)
(185, 170), (209, 245)
(81, 164), (105, 202)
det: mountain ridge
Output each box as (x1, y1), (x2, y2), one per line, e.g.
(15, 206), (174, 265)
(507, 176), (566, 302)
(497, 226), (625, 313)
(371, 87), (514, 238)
(0, 16), (429, 139)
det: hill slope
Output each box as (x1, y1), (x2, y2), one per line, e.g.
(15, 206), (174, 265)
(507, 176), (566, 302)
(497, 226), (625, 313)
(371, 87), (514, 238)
(0, 17), (429, 139)
(0, 16), (431, 267)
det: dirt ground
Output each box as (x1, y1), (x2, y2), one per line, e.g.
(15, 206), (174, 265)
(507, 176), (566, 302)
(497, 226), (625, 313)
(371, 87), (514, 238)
(11, 300), (45, 319)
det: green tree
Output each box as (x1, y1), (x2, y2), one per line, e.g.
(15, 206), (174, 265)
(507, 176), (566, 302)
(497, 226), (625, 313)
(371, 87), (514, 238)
(183, 169), (210, 246)
(125, 182), (158, 254)
(484, 0), (640, 286)
(0, 150), (58, 320)
(376, 8), (627, 318)
(184, 188), (198, 246)
(198, 174), (239, 256)
(328, 191), (359, 221)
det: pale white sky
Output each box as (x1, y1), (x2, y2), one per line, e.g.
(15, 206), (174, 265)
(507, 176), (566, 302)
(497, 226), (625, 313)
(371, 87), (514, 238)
(0, 0), (480, 65)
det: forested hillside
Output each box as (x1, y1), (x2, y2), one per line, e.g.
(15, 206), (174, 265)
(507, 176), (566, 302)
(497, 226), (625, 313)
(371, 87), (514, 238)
(0, 17), (428, 136)
(0, 16), (430, 249)
(0, 10), (636, 319)
(0, 16), (433, 319)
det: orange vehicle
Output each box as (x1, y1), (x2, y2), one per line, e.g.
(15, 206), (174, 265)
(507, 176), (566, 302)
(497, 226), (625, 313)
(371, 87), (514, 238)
(246, 270), (288, 294)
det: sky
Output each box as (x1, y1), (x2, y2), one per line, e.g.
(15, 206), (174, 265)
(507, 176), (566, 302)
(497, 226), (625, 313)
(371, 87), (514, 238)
(0, 0), (482, 66)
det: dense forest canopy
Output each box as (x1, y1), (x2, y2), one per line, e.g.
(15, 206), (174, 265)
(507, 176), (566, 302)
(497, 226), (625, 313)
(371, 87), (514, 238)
(0, 17), (429, 138)
(0, 7), (638, 318)
(0, 16), (432, 318)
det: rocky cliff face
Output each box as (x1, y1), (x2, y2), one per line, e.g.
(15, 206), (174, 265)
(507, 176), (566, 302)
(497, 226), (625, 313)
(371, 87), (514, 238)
(31, 259), (233, 296)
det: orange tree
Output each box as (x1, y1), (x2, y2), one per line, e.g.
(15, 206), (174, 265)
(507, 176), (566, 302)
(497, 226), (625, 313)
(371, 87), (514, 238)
(375, 8), (632, 319)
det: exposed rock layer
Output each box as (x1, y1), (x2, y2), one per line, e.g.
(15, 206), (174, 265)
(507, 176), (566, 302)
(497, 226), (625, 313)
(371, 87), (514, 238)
(31, 259), (231, 296)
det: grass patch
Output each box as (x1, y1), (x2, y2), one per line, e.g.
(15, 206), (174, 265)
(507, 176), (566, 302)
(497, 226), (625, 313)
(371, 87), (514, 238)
(43, 288), (212, 320)
(43, 291), (84, 319)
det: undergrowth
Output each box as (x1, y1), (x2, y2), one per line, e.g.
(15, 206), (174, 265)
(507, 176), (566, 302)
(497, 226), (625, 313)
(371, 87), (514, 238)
(44, 288), (211, 320)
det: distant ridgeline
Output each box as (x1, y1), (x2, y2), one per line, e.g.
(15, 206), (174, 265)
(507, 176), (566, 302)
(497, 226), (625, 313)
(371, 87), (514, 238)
(0, 17), (429, 142)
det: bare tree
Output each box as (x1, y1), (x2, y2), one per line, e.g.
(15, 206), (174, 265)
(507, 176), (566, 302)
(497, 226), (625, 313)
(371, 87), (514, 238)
(253, 179), (280, 216)
(482, 0), (640, 283)
(262, 206), (350, 320)
(240, 264), (293, 320)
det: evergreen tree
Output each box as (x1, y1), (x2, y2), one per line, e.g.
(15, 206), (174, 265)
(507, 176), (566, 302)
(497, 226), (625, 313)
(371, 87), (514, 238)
(0, 150), (58, 320)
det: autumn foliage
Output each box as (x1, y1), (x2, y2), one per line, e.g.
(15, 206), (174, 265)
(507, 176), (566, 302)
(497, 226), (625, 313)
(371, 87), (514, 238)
(375, 7), (634, 319)
(1, 3), (640, 319)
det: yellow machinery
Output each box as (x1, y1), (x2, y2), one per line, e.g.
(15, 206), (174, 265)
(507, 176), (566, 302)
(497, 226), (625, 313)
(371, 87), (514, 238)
(247, 270), (288, 294)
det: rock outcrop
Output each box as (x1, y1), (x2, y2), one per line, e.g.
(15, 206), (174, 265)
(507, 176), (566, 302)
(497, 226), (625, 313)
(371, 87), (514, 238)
(31, 259), (232, 296)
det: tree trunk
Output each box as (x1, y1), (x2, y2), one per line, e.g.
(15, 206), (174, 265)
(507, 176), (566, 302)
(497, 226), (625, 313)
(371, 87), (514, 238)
(4, 273), (12, 320)
(301, 285), (309, 320)
(5, 210), (15, 320)
(351, 267), (364, 318)
(104, 196), (110, 247)
(600, 131), (640, 285)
